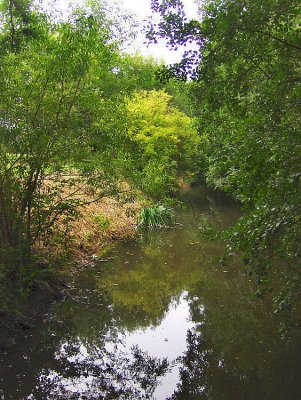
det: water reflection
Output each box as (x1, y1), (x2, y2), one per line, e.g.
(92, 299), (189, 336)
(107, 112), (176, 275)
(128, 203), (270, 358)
(34, 344), (168, 399)
(1, 185), (301, 399)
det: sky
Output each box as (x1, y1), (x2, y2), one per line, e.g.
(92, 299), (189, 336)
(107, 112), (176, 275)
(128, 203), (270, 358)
(121, 0), (199, 63)
(56, 0), (199, 64)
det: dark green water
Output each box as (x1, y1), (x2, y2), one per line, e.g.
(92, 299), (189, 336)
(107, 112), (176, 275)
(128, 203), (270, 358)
(1, 186), (301, 399)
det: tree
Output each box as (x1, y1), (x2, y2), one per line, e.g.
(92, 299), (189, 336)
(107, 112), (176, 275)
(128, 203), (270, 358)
(148, 0), (301, 329)
(0, 1), (133, 284)
(126, 89), (200, 198)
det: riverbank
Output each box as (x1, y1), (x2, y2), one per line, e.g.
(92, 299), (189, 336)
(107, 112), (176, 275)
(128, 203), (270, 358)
(0, 177), (194, 341)
(59, 191), (143, 269)
(0, 187), (145, 339)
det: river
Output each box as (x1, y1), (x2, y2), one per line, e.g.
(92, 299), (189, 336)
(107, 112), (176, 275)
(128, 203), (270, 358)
(1, 185), (301, 399)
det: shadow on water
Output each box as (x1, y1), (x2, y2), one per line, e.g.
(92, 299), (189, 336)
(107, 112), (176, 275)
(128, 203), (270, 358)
(1, 185), (301, 399)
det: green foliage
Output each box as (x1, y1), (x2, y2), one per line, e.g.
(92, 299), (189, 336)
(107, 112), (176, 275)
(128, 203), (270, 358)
(149, 0), (301, 327)
(0, 0), (173, 290)
(0, 4), (118, 272)
(110, 54), (164, 94)
(126, 89), (200, 198)
(137, 204), (175, 229)
(198, 0), (301, 325)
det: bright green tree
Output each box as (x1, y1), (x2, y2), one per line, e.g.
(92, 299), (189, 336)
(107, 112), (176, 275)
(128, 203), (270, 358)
(126, 89), (200, 197)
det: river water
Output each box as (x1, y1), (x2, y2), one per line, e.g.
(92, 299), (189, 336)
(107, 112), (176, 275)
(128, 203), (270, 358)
(1, 185), (301, 399)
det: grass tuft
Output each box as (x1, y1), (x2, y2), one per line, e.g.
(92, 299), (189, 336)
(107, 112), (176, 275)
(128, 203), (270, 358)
(137, 204), (175, 229)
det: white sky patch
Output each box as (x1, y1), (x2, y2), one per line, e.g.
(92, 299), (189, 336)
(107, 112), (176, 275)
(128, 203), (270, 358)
(121, 0), (199, 64)
(54, 0), (200, 64)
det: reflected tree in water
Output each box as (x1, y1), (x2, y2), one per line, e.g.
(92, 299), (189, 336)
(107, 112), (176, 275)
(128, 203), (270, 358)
(29, 345), (169, 400)
(167, 290), (301, 400)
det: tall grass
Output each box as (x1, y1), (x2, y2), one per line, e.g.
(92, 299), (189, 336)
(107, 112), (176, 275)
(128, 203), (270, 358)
(137, 204), (175, 229)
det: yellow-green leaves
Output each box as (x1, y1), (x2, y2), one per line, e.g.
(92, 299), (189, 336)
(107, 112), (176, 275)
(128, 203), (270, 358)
(126, 90), (200, 198)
